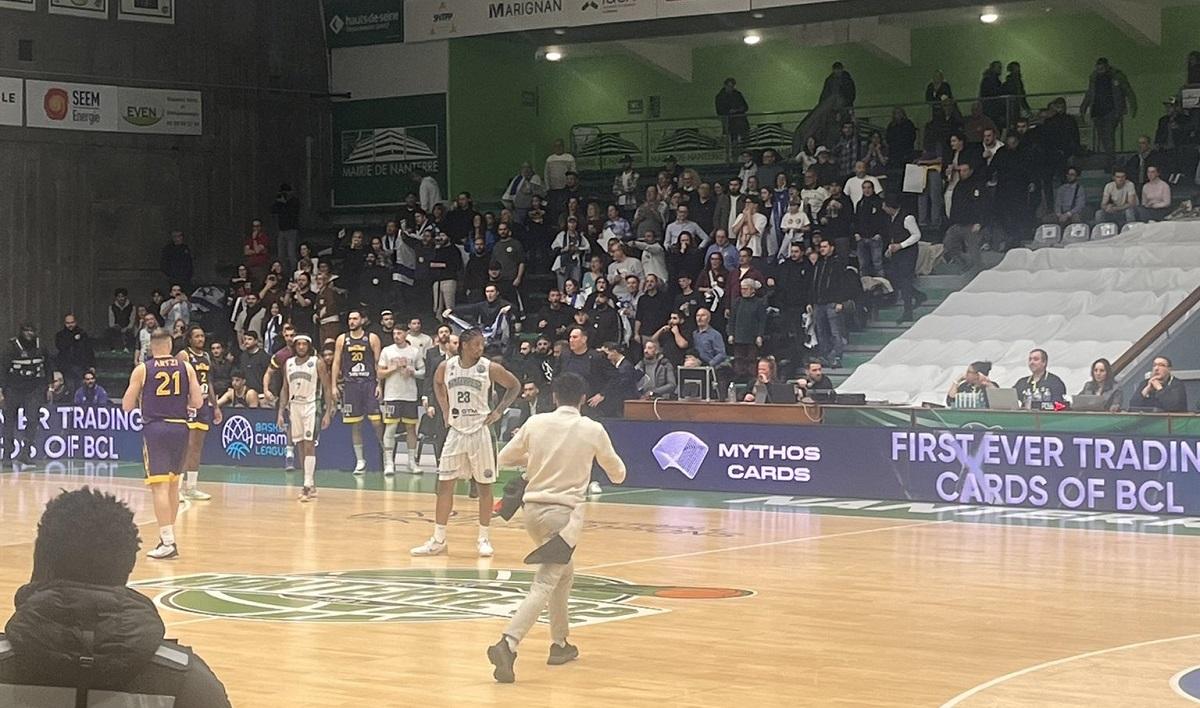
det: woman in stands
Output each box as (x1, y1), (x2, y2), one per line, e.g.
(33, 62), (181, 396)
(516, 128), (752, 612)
(1077, 358), (1123, 412)
(562, 278), (586, 310)
(698, 252), (730, 332)
(668, 231), (705, 285)
(581, 255), (606, 293)
(793, 136), (824, 172)
(633, 185), (667, 241)
(946, 360), (998, 408)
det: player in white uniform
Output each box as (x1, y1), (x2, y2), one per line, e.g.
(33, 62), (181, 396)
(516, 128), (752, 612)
(411, 329), (520, 558)
(276, 335), (335, 502)
(378, 326), (426, 475)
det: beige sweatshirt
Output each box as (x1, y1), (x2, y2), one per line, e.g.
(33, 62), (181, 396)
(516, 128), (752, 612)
(497, 406), (626, 508)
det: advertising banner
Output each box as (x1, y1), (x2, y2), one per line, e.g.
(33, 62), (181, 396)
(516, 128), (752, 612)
(331, 93), (447, 208)
(324, 0), (404, 47)
(25, 80), (201, 135)
(118, 0), (173, 24)
(656, 0), (748, 17)
(605, 420), (1200, 515)
(405, 0), (569, 42)
(0, 77), (22, 127)
(49, 0), (108, 19)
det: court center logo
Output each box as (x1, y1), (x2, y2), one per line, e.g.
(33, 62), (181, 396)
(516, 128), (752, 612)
(131, 569), (751, 624)
(221, 415), (253, 460)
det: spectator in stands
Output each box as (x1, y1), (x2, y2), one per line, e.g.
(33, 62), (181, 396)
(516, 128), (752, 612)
(612, 156), (641, 220)
(558, 326), (608, 404)
(943, 162), (990, 272)
(964, 102), (997, 145)
(445, 284), (512, 337)
(634, 273), (672, 345)
(882, 195), (926, 323)
(443, 192), (479, 242)
(1002, 62), (1031, 128)
(0, 488), (232, 705)
(715, 77), (750, 150)
(886, 108), (917, 166)
(815, 180), (853, 254)
(501, 162), (545, 224)
(665, 204), (707, 250)
(651, 311), (690, 367)
(593, 342), (637, 417)
(702, 228), (739, 272)
(1053, 167), (1089, 225)
(608, 241), (644, 299)
(234, 291), (265, 342)
(778, 198), (811, 253)
(544, 139), (576, 206)
(692, 308), (728, 369)
(714, 177), (748, 235)
(636, 339), (676, 400)
(237, 331), (270, 391)
(946, 361), (998, 408)
(1133, 165), (1172, 222)
(1081, 58), (1137, 157)
(218, 369), (260, 408)
(1078, 357), (1122, 411)
(813, 147), (839, 187)
(797, 359), (835, 394)
(159, 230), (193, 290)
(995, 131), (1037, 250)
(1125, 135), (1163, 188)
(864, 132), (888, 176)
(794, 136), (824, 172)
(209, 340), (232, 399)
(698, 252), (731, 325)
(767, 242), (811, 359)
(47, 371), (71, 405)
(740, 356), (783, 403)
(809, 238), (853, 369)
(107, 288), (135, 351)
(820, 62), (857, 109)
(551, 216), (592, 291)
(799, 169), (829, 221)
(757, 150), (785, 190)
(729, 248), (765, 307)
(271, 183), (301, 269)
(1014, 348), (1067, 408)
(159, 284), (191, 330)
(732, 198), (768, 257)
(73, 370), (109, 406)
(603, 204), (631, 242)
(134, 312), (157, 365)
(1133, 355), (1188, 412)
(853, 180), (887, 277)
(925, 69), (953, 105)
(844, 160), (883, 208)
(728, 279), (766, 380)
(1041, 97), (1081, 183)
(243, 218), (270, 280)
(979, 61), (1006, 130)
(410, 168), (441, 213)
(629, 230), (668, 287)
(691, 182), (716, 236)
(491, 223), (526, 305)
(55, 313), (95, 394)
(633, 185), (668, 242)
(1094, 168), (1139, 226)
(833, 122), (864, 180)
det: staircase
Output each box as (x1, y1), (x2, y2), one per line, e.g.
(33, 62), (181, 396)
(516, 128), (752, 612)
(95, 349), (134, 400)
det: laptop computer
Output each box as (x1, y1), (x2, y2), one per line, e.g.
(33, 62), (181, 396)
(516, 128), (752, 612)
(766, 382), (798, 404)
(986, 388), (1021, 410)
(1072, 394), (1108, 411)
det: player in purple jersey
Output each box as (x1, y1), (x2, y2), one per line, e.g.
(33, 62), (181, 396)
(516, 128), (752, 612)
(178, 326), (223, 502)
(122, 328), (202, 560)
(330, 310), (384, 473)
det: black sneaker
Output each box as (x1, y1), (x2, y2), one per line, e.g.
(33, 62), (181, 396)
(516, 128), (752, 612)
(547, 641), (579, 666)
(487, 637), (517, 683)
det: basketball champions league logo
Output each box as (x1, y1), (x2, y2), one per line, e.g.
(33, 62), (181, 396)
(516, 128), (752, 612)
(221, 415), (254, 460)
(131, 569), (751, 625)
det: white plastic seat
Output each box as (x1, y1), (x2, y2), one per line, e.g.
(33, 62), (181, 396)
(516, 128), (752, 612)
(1034, 224), (1061, 245)
(1090, 222), (1119, 241)
(1063, 223), (1090, 243)
(1121, 221), (1144, 233)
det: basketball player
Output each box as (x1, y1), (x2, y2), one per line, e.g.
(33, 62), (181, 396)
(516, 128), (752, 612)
(177, 325), (223, 501)
(411, 329), (520, 558)
(330, 311), (384, 474)
(486, 373), (626, 683)
(378, 326), (425, 475)
(121, 328), (203, 559)
(277, 335), (335, 502)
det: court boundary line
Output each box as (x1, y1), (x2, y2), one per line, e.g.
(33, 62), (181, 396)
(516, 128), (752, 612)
(579, 519), (950, 571)
(1170, 664), (1200, 704)
(942, 633), (1200, 707)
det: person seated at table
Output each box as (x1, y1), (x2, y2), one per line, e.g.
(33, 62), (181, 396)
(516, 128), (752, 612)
(742, 356), (791, 403)
(1077, 357), (1122, 412)
(796, 359), (834, 394)
(1132, 355), (1189, 413)
(946, 360), (998, 408)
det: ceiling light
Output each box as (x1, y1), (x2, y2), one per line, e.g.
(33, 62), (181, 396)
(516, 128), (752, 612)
(979, 11), (999, 23)
(751, 11), (764, 19)
(544, 50), (563, 61)
(553, 28), (566, 36)
(743, 33), (762, 45)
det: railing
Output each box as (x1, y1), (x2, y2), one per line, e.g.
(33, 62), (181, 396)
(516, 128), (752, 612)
(1112, 283), (1200, 377)
(570, 90), (1121, 171)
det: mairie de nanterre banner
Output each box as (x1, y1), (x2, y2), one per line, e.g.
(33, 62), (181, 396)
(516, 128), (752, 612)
(331, 93), (447, 208)
(604, 420), (1200, 516)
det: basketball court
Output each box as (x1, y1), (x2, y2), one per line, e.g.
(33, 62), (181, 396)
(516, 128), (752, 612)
(3, 463), (1200, 706)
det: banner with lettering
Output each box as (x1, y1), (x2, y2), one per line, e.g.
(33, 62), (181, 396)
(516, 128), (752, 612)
(24, 79), (201, 135)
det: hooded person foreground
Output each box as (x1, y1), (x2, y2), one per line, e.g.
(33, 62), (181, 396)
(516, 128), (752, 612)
(0, 487), (232, 706)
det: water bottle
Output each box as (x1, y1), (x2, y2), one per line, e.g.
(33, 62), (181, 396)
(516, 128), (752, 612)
(1031, 388), (1043, 411)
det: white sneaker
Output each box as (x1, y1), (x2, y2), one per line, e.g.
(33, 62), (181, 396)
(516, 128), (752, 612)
(181, 487), (212, 501)
(477, 538), (494, 558)
(146, 542), (178, 560)
(410, 538), (448, 557)
(409, 459), (422, 475)
(353, 460), (366, 475)
(383, 462), (395, 476)
(588, 481), (603, 495)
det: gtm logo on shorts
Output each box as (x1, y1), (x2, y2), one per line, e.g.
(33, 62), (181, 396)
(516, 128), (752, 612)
(652, 431), (708, 480)
(221, 415), (253, 460)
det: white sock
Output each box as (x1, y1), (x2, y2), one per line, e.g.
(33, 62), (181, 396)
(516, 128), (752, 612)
(383, 426), (397, 463)
(407, 444), (418, 464)
(303, 456), (316, 487)
(505, 635), (518, 652)
(478, 524), (490, 541)
(433, 524), (447, 543)
(185, 470), (198, 489)
(160, 525), (176, 546)
(353, 443), (364, 464)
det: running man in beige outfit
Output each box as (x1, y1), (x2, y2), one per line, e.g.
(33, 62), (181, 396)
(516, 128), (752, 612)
(486, 372), (626, 683)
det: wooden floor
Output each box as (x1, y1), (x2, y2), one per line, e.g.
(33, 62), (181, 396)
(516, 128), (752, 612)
(3, 467), (1200, 707)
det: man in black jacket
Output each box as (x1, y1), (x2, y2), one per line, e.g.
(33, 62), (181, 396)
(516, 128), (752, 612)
(1, 323), (51, 464)
(0, 488), (231, 706)
(808, 239), (856, 369)
(1133, 355), (1189, 412)
(769, 242), (812, 369)
(595, 342), (638, 418)
(55, 313), (96, 394)
(159, 230), (194, 291)
(558, 326), (609, 418)
(943, 162), (991, 272)
(819, 62), (856, 109)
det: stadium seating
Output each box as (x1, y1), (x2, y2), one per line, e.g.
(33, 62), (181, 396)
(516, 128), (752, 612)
(841, 221), (1200, 404)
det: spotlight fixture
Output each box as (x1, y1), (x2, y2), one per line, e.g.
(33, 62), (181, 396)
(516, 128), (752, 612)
(553, 28), (567, 36)
(743, 33), (762, 46)
(751, 11), (764, 19)
(544, 50), (563, 61)
(979, 10), (999, 23)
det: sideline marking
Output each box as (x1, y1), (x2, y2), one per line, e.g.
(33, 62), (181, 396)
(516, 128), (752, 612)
(580, 520), (949, 571)
(942, 633), (1200, 707)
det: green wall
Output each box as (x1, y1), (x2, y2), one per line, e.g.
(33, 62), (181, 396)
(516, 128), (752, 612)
(448, 7), (1200, 200)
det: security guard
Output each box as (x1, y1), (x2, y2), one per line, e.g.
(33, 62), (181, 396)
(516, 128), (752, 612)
(0, 323), (51, 463)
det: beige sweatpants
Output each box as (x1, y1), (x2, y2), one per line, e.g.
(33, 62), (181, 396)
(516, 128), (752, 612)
(503, 502), (582, 645)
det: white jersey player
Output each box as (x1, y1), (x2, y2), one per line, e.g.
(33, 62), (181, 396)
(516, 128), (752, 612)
(378, 326), (425, 475)
(411, 329), (520, 558)
(277, 335), (335, 502)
